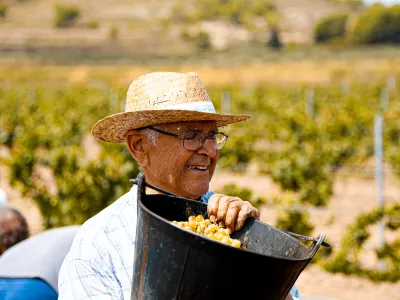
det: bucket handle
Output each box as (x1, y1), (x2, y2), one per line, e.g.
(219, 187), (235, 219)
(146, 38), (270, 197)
(309, 233), (327, 257)
(130, 177), (191, 202)
(283, 231), (328, 258)
(281, 230), (330, 248)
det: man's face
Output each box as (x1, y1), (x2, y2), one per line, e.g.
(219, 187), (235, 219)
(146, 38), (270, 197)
(143, 121), (220, 199)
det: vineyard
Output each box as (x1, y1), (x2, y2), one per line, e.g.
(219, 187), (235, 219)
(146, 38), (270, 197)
(0, 72), (399, 286)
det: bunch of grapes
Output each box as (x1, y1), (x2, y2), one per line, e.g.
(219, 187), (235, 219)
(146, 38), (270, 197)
(172, 215), (242, 248)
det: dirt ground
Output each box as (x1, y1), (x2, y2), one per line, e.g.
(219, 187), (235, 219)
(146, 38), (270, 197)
(0, 146), (399, 299)
(210, 167), (400, 300)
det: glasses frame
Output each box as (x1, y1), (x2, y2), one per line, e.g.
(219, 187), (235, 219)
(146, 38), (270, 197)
(146, 126), (228, 151)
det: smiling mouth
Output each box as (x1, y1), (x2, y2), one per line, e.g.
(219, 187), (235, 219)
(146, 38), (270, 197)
(187, 165), (208, 171)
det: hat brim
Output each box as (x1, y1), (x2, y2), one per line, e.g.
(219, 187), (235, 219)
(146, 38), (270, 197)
(91, 110), (250, 143)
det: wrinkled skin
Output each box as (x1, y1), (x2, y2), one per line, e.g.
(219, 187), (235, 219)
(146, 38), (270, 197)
(126, 120), (259, 232)
(207, 194), (260, 234)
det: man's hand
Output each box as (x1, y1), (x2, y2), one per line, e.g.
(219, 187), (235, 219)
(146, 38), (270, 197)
(207, 194), (260, 233)
(285, 294), (293, 300)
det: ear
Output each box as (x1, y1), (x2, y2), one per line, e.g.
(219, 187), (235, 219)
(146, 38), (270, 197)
(126, 130), (149, 167)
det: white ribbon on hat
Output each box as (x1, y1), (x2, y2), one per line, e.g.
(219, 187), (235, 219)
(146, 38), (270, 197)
(166, 101), (216, 113)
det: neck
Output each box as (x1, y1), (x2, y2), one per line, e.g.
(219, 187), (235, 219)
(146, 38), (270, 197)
(141, 170), (199, 200)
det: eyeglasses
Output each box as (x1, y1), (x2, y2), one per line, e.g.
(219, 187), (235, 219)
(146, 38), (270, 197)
(146, 126), (228, 151)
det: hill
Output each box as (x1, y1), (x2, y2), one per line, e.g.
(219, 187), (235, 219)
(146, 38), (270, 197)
(0, 0), (363, 63)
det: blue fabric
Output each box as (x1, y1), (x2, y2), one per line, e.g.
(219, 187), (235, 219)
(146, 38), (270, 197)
(200, 190), (215, 203)
(289, 284), (300, 300)
(0, 278), (57, 300)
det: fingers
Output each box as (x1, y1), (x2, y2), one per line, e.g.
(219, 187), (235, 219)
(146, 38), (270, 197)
(224, 200), (241, 234)
(254, 208), (260, 220)
(207, 194), (222, 223)
(208, 194), (260, 233)
(217, 196), (231, 224)
(235, 203), (251, 231)
(235, 202), (260, 231)
(250, 206), (260, 220)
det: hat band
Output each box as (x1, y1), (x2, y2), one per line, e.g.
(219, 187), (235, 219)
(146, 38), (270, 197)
(165, 101), (216, 113)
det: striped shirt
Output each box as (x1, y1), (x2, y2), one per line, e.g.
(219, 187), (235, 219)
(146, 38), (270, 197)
(58, 185), (300, 300)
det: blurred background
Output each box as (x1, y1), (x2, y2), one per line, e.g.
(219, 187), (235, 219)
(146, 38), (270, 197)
(0, 0), (399, 299)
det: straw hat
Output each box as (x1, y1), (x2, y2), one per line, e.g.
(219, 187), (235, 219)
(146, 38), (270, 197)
(91, 72), (250, 143)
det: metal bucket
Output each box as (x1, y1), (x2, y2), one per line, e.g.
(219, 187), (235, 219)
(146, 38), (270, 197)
(131, 173), (328, 300)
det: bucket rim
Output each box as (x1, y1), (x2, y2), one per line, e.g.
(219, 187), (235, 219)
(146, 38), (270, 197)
(136, 183), (317, 262)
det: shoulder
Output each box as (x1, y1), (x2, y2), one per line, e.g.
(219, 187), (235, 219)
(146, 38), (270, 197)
(0, 225), (80, 262)
(66, 185), (138, 262)
(38, 225), (81, 243)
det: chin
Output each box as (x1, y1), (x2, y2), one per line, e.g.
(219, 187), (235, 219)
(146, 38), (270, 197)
(185, 184), (209, 199)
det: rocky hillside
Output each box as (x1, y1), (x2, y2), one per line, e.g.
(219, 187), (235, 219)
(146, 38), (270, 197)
(0, 0), (360, 51)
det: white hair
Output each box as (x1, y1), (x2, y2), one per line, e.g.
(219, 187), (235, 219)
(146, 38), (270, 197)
(143, 125), (160, 146)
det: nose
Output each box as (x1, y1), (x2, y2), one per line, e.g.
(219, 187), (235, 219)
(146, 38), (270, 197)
(196, 138), (217, 157)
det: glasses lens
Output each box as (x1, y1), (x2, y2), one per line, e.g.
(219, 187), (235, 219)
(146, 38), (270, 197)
(183, 132), (227, 150)
(213, 133), (227, 150)
(183, 133), (201, 151)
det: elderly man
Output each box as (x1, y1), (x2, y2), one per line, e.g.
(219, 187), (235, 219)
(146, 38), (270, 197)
(58, 72), (299, 300)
